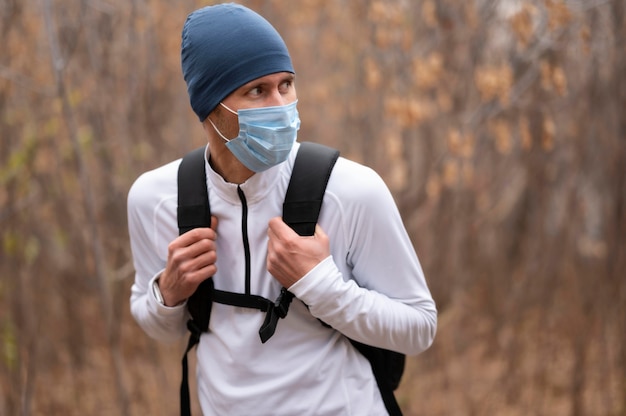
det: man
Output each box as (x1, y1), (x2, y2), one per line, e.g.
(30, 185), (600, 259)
(128, 3), (436, 415)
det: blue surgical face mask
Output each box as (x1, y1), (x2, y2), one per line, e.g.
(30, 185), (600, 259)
(208, 100), (300, 172)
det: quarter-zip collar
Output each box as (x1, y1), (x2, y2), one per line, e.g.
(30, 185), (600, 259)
(203, 142), (299, 206)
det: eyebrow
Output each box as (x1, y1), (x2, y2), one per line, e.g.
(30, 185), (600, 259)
(240, 72), (295, 90)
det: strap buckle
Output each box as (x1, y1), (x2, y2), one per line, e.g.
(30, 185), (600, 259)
(259, 288), (295, 343)
(274, 288), (294, 318)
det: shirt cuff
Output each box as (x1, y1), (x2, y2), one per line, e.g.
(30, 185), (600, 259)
(148, 271), (187, 313)
(287, 255), (339, 305)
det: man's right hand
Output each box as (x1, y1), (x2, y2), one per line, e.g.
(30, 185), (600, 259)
(158, 216), (218, 306)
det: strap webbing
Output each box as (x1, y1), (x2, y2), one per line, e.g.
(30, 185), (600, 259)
(177, 146), (211, 236)
(177, 147), (212, 416)
(212, 287), (295, 342)
(283, 142), (339, 236)
(180, 329), (200, 416)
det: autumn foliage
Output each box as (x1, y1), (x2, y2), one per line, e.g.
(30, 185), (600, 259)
(1, 0), (624, 415)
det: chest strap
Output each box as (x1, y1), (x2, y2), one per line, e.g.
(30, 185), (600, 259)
(188, 288), (295, 343)
(215, 288), (295, 343)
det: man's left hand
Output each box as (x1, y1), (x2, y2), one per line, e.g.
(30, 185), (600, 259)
(266, 217), (330, 288)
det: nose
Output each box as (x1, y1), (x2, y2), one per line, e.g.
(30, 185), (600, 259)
(266, 89), (288, 107)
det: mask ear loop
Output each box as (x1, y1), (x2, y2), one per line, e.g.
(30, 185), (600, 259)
(207, 102), (239, 142)
(220, 102), (238, 115)
(207, 117), (232, 142)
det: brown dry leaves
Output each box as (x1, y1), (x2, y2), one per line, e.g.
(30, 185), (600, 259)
(474, 64), (514, 105)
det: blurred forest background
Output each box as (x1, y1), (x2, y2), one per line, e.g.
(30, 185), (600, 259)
(1, 0), (624, 415)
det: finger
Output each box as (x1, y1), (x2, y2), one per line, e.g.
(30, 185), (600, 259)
(170, 244), (217, 280)
(185, 263), (217, 286)
(313, 224), (327, 239)
(267, 217), (279, 242)
(267, 216), (284, 233)
(191, 244), (218, 266)
(170, 235), (215, 265)
(187, 236), (217, 259)
(185, 250), (218, 280)
(268, 216), (296, 239)
(177, 227), (217, 247)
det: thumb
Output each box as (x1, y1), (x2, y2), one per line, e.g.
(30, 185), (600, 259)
(313, 224), (327, 239)
(268, 216), (297, 238)
(211, 215), (218, 232)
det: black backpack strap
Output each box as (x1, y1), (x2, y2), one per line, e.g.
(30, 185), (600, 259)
(286, 144), (403, 415)
(177, 146), (214, 416)
(178, 147), (211, 235)
(177, 147), (214, 336)
(253, 142), (339, 342)
(283, 142), (339, 236)
(213, 286), (295, 343)
(177, 146), (214, 334)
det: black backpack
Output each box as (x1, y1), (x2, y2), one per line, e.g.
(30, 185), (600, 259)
(177, 142), (405, 416)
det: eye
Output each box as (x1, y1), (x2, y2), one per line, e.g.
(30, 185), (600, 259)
(248, 86), (263, 97)
(279, 79), (294, 94)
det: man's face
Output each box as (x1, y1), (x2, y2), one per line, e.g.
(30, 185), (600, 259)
(210, 72), (297, 140)
(225, 71), (297, 110)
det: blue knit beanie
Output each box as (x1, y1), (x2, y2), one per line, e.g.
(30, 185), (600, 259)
(181, 3), (295, 121)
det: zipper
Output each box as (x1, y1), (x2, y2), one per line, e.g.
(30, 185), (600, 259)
(237, 186), (251, 295)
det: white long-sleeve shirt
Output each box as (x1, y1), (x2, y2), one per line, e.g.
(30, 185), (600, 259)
(128, 142), (437, 415)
